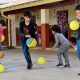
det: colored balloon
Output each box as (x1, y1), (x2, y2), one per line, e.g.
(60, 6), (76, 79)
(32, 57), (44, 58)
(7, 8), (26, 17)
(0, 64), (5, 73)
(26, 38), (37, 48)
(69, 20), (79, 30)
(37, 57), (46, 65)
(0, 52), (4, 58)
(0, 35), (5, 42)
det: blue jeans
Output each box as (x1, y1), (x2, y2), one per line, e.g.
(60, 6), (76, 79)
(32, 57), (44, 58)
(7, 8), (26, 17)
(21, 38), (32, 65)
(77, 39), (80, 60)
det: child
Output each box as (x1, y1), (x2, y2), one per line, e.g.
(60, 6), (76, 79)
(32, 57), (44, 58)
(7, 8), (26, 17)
(0, 20), (5, 51)
(75, 4), (80, 75)
(18, 11), (37, 69)
(51, 25), (70, 68)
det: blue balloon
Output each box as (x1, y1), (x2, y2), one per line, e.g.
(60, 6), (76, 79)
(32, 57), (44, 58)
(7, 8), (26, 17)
(26, 38), (33, 45)
(26, 38), (37, 47)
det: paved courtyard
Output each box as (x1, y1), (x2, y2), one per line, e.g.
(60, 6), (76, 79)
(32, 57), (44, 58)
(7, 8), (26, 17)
(0, 48), (80, 80)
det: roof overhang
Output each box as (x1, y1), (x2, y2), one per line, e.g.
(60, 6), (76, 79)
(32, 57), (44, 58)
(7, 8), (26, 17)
(0, 0), (64, 12)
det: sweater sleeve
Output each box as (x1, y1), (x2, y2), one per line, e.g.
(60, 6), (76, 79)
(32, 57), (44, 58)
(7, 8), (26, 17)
(53, 34), (59, 48)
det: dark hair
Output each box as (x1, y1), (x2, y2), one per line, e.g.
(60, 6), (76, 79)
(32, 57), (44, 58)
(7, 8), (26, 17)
(20, 17), (24, 22)
(75, 4), (80, 10)
(24, 11), (31, 18)
(51, 25), (61, 33)
(0, 20), (6, 26)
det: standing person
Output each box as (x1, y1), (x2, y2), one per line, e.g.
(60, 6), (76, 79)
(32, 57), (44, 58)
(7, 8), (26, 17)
(75, 4), (80, 75)
(19, 11), (37, 69)
(51, 25), (71, 68)
(0, 20), (5, 51)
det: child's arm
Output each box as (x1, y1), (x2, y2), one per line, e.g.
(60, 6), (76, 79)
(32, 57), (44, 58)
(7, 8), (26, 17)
(53, 34), (59, 48)
(69, 41), (75, 47)
(67, 38), (75, 48)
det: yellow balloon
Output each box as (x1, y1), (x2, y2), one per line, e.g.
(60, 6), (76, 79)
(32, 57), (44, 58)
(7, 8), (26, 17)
(69, 20), (79, 30)
(0, 35), (5, 42)
(0, 52), (4, 58)
(0, 64), (5, 73)
(37, 57), (46, 65)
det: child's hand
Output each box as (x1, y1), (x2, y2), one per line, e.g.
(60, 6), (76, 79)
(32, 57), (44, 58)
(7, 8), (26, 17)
(25, 35), (31, 38)
(35, 31), (37, 34)
(70, 42), (74, 47)
(73, 45), (77, 51)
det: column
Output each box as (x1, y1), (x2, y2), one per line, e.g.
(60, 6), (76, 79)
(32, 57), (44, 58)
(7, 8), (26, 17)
(7, 15), (12, 47)
(41, 9), (49, 49)
(10, 15), (16, 47)
(7, 15), (16, 48)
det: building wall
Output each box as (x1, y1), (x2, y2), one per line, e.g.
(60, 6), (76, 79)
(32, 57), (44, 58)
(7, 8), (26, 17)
(13, 4), (76, 28)
(35, 4), (76, 45)
(0, 4), (76, 46)
(35, 4), (76, 26)
(13, 4), (76, 46)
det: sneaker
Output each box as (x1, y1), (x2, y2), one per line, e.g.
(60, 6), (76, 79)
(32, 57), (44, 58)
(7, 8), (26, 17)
(27, 63), (33, 69)
(64, 64), (70, 68)
(56, 63), (63, 67)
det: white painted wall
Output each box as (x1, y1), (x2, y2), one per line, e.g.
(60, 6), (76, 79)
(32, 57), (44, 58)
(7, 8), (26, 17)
(41, 9), (49, 24)
(36, 4), (76, 26)
(11, 4), (76, 27)
(0, 4), (76, 47)
(35, 10), (41, 26)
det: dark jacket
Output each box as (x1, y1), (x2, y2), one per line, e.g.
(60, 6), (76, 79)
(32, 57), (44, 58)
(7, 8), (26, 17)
(76, 20), (80, 39)
(77, 28), (80, 39)
(18, 20), (37, 40)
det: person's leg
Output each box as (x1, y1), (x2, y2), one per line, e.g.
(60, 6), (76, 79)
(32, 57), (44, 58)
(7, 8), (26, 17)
(77, 39), (80, 75)
(21, 38), (32, 69)
(56, 45), (65, 67)
(77, 39), (80, 60)
(23, 44), (32, 65)
(63, 44), (70, 67)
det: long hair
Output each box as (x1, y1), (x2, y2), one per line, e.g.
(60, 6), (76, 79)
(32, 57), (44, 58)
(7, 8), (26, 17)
(51, 25), (61, 33)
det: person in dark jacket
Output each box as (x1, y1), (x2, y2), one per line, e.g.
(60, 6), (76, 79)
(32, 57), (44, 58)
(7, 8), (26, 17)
(75, 4), (80, 75)
(18, 11), (37, 69)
